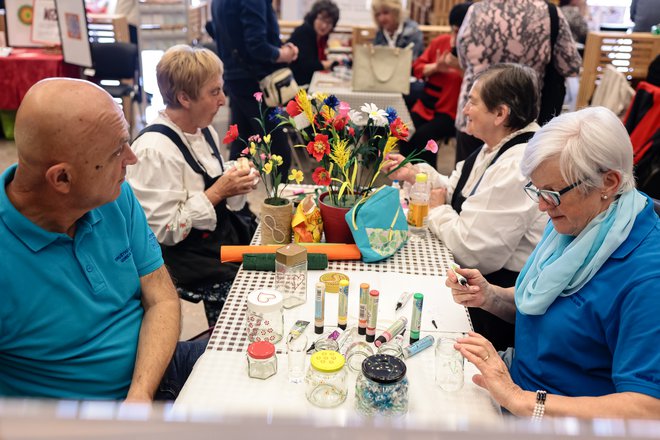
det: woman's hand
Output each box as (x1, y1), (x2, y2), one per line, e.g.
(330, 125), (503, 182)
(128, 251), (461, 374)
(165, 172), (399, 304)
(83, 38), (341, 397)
(455, 332), (524, 410)
(429, 187), (447, 208)
(382, 153), (415, 183)
(206, 168), (257, 205)
(446, 266), (491, 308)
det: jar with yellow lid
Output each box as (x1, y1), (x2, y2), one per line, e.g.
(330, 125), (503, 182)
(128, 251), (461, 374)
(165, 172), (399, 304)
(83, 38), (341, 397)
(304, 350), (347, 407)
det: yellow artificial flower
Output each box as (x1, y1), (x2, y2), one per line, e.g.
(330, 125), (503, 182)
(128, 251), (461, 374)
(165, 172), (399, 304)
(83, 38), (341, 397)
(263, 162), (273, 174)
(296, 90), (315, 131)
(288, 168), (304, 184)
(249, 142), (256, 156)
(329, 138), (350, 170)
(263, 134), (271, 144)
(271, 154), (283, 166)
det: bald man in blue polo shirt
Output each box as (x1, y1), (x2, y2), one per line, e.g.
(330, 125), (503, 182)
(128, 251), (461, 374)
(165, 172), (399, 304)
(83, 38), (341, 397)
(0, 79), (192, 401)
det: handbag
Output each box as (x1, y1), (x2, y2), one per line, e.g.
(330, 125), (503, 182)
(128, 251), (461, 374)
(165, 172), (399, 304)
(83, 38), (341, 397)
(346, 185), (409, 263)
(538, 1), (567, 125)
(259, 67), (299, 107)
(352, 44), (412, 94)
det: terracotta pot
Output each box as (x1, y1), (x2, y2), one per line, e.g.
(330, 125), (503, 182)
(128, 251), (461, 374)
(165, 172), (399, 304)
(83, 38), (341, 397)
(260, 198), (292, 245)
(318, 192), (355, 244)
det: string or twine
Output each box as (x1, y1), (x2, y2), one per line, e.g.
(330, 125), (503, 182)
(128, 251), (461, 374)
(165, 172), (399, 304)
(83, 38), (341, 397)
(260, 203), (291, 244)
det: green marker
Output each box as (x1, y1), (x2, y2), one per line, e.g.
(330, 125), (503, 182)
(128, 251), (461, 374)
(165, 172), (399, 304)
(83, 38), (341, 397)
(409, 293), (424, 344)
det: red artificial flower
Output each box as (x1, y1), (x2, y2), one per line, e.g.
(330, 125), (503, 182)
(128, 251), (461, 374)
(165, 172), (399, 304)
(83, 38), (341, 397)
(348, 127), (355, 137)
(306, 134), (330, 162)
(223, 124), (239, 144)
(389, 118), (409, 141)
(312, 166), (332, 186)
(332, 115), (349, 131)
(286, 99), (302, 117)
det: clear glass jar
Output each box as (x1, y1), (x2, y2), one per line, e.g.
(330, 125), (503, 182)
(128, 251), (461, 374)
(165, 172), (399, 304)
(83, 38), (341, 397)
(355, 354), (409, 416)
(275, 243), (307, 309)
(377, 337), (404, 359)
(312, 338), (339, 353)
(435, 336), (464, 392)
(345, 341), (374, 373)
(246, 288), (284, 344)
(247, 341), (277, 380)
(305, 350), (347, 407)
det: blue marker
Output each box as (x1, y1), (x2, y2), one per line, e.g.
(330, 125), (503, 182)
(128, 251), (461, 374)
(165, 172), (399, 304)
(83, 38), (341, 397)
(403, 335), (435, 358)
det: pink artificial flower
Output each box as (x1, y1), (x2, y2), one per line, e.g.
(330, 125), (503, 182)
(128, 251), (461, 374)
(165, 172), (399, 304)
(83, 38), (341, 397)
(241, 147), (249, 155)
(260, 153), (267, 160)
(425, 139), (439, 154)
(248, 134), (262, 143)
(338, 101), (350, 117)
(253, 92), (263, 102)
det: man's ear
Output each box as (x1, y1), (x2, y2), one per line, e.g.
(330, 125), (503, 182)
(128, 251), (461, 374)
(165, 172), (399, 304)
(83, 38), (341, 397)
(45, 163), (72, 194)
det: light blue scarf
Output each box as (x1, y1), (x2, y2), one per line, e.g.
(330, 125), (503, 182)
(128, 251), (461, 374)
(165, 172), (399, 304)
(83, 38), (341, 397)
(515, 190), (647, 315)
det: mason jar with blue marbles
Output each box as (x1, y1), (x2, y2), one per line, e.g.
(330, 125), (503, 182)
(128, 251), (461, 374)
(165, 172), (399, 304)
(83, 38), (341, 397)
(355, 354), (408, 416)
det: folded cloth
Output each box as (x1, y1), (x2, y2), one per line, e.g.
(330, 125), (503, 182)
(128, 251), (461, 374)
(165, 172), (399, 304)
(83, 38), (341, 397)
(221, 244), (361, 262)
(243, 253), (328, 271)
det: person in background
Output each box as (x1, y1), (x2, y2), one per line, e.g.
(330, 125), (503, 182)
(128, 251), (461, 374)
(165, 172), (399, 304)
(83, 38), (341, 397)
(398, 2), (471, 167)
(631, 0), (660, 33)
(0, 78), (198, 401)
(384, 64), (547, 351)
(454, 0), (581, 163)
(448, 106), (660, 419)
(287, 0), (340, 86)
(371, 0), (424, 58)
(211, 0), (298, 175)
(128, 45), (257, 326)
(559, 0), (589, 44)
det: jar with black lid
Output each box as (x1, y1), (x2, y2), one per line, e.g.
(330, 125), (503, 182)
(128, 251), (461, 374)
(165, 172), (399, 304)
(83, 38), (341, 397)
(355, 354), (409, 416)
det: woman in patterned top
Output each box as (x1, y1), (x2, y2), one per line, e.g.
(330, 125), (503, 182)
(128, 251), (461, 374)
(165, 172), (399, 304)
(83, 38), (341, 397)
(559, 0), (589, 44)
(454, 0), (581, 163)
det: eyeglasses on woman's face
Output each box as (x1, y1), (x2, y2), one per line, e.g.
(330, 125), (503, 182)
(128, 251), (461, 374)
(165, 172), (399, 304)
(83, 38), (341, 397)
(524, 180), (582, 207)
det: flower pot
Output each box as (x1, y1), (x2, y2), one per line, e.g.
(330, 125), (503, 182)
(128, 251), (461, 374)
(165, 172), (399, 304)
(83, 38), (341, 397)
(318, 192), (355, 244)
(260, 198), (292, 245)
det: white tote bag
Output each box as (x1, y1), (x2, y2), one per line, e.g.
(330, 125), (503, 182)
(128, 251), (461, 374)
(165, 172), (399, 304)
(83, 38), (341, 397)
(352, 44), (412, 94)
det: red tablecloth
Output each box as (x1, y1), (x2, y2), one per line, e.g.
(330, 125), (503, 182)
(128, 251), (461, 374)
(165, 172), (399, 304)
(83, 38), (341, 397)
(0, 49), (80, 110)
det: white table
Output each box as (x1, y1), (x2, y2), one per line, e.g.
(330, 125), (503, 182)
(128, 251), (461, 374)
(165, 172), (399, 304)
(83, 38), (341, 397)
(173, 226), (502, 424)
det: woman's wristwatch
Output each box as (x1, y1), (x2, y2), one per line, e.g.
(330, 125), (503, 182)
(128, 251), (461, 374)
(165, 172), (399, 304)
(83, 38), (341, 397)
(532, 390), (547, 421)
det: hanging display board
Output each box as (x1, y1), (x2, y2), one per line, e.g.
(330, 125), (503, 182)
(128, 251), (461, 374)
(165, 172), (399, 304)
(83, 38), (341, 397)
(31, 0), (61, 45)
(54, 0), (92, 67)
(5, 0), (47, 47)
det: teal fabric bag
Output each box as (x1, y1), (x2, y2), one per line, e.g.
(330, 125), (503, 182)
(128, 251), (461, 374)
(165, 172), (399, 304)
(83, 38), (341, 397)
(346, 185), (409, 263)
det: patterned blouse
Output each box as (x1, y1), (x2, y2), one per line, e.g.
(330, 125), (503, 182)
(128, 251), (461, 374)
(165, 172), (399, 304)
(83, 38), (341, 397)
(455, 0), (581, 131)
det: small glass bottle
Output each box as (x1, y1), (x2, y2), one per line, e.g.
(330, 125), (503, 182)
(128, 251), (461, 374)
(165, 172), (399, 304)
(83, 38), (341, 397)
(355, 354), (409, 416)
(377, 335), (404, 359)
(246, 288), (284, 344)
(345, 341), (374, 373)
(305, 350), (348, 407)
(246, 341), (277, 380)
(275, 243), (308, 309)
(407, 172), (430, 238)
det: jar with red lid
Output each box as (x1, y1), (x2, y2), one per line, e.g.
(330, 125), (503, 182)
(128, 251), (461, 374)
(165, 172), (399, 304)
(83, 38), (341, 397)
(246, 341), (277, 379)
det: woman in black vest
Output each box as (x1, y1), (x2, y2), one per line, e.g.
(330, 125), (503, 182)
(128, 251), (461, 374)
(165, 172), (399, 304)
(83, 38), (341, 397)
(127, 45), (258, 325)
(384, 64), (547, 350)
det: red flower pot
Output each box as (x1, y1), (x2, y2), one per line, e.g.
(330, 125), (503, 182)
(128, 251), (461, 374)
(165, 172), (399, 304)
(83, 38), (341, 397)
(318, 192), (355, 244)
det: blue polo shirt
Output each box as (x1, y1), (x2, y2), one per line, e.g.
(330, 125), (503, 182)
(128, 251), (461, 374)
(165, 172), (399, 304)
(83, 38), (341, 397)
(0, 165), (163, 399)
(510, 195), (660, 399)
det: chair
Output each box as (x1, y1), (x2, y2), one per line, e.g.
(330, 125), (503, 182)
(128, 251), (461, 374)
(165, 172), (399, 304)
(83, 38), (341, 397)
(89, 42), (140, 132)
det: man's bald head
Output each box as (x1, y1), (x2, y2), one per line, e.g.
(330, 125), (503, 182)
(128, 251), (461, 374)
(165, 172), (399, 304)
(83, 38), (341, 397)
(14, 78), (127, 167)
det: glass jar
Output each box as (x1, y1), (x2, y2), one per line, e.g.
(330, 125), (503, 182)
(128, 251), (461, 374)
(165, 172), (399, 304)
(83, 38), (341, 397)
(275, 243), (307, 309)
(435, 336), (464, 392)
(246, 341), (277, 380)
(377, 337), (404, 359)
(305, 350), (348, 407)
(355, 354), (409, 416)
(345, 341), (374, 373)
(312, 338), (339, 353)
(246, 288), (284, 344)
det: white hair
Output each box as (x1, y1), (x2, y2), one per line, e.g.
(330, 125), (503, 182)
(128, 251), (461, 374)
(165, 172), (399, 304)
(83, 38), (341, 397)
(520, 106), (635, 195)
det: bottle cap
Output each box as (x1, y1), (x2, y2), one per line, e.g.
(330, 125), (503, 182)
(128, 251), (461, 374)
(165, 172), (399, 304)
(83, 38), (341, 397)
(275, 243), (307, 266)
(362, 354), (406, 384)
(310, 350), (345, 373)
(415, 173), (428, 183)
(247, 288), (283, 313)
(247, 341), (275, 359)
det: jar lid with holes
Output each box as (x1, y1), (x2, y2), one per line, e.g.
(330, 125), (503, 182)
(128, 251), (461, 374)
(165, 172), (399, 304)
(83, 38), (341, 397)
(310, 350), (345, 373)
(247, 288), (283, 313)
(362, 354), (406, 384)
(247, 341), (276, 360)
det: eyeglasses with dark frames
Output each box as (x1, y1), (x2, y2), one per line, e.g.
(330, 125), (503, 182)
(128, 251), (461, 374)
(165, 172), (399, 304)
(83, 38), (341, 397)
(524, 180), (582, 207)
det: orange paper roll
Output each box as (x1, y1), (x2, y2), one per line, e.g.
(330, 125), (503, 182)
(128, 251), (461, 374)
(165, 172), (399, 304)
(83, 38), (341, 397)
(221, 244), (361, 263)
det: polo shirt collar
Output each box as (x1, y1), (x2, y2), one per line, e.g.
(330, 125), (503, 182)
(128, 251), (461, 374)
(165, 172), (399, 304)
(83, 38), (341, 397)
(0, 164), (103, 252)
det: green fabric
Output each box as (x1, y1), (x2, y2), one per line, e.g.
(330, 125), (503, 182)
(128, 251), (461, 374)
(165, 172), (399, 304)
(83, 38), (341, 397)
(243, 253), (328, 271)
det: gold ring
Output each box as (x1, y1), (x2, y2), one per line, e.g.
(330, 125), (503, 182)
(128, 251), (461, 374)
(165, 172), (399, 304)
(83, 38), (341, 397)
(483, 354), (490, 361)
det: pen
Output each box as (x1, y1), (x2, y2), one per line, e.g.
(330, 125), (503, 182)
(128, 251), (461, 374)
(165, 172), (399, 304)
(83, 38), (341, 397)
(366, 290), (380, 343)
(314, 282), (325, 334)
(395, 291), (412, 311)
(450, 262), (468, 287)
(409, 293), (424, 344)
(403, 335), (435, 358)
(358, 283), (369, 335)
(338, 279), (349, 330)
(375, 316), (407, 347)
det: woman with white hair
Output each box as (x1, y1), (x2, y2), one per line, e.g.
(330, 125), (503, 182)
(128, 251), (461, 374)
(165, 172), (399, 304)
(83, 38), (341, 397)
(447, 106), (660, 418)
(371, 0), (424, 58)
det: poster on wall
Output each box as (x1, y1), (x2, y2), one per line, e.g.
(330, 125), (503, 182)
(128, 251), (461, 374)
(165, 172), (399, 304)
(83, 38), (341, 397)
(31, 0), (62, 45)
(5, 0), (47, 47)
(54, 0), (92, 67)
